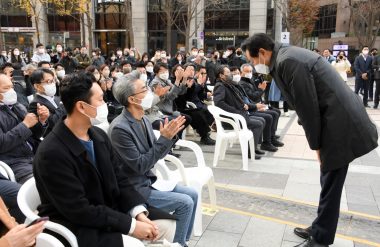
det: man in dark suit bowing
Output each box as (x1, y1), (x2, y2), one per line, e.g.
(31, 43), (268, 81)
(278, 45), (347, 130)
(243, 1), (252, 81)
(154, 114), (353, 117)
(354, 46), (373, 107)
(242, 34), (378, 247)
(28, 68), (66, 137)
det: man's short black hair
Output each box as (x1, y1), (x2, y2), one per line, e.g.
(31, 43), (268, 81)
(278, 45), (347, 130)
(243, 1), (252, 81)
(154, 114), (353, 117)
(370, 48), (378, 53)
(241, 33), (275, 58)
(230, 66), (239, 72)
(191, 47), (198, 51)
(38, 61), (51, 68)
(215, 65), (228, 79)
(196, 65), (206, 72)
(30, 68), (54, 85)
(135, 62), (145, 68)
(153, 62), (168, 74)
(362, 45), (369, 50)
(54, 63), (64, 69)
(120, 60), (133, 67)
(36, 43), (44, 48)
(60, 72), (94, 115)
(0, 63), (13, 71)
(227, 45), (236, 53)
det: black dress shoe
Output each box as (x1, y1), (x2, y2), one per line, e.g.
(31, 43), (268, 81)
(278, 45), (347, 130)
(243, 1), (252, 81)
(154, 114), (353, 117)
(294, 237), (328, 247)
(255, 155), (262, 160)
(200, 136), (216, 145)
(294, 226), (311, 240)
(374, 105), (378, 109)
(260, 143), (278, 152)
(274, 134), (281, 139)
(272, 139), (284, 147)
(255, 149), (266, 155)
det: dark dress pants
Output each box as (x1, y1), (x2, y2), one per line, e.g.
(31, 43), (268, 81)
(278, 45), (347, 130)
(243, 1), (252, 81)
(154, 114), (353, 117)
(245, 116), (264, 149)
(374, 79), (380, 107)
(180, 108), (211, 138)
(250, 112), (273, 143)
(311, 165), (349, 245)
(0, 177), (25, 223)
(355, 78), (369, 105)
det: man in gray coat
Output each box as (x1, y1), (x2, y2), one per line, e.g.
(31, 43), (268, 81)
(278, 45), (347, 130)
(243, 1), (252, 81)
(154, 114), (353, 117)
(242, 33), (378, 247)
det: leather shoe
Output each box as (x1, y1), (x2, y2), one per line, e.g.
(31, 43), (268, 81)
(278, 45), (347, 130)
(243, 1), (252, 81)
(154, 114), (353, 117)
(255, 149), (266, 155)
(274, 134), (281, 139)
(272, 139), (284, 147)
(200, 136), (215, 145)
(294, 236), (328, 247)
(255, 155), (262, 160)
(294, 226), (311, 240)
(260, 143), (278, 152)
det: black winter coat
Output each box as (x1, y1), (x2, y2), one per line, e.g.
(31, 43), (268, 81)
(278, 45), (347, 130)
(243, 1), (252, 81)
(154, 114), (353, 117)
(269, 42), (378, 172)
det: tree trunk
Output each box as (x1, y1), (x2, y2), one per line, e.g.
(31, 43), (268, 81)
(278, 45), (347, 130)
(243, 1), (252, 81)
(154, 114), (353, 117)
(86, 12), (93, 52)
(34, 15), (41, 44)
(125, 0), (134, 48)
(165, 1), (172, 54)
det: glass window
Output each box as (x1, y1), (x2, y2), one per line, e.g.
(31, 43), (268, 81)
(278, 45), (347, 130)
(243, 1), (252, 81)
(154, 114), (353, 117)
(313, 4), (337, 37)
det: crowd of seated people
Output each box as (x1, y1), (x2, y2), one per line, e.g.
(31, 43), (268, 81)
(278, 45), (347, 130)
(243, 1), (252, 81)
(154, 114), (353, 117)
(0, 43), (290, 246)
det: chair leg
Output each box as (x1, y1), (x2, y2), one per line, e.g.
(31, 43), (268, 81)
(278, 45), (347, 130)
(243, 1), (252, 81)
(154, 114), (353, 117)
(240, 137), (249, 171)
(213, 137), (222, 167)
(192, 184), (203, 237)
(208, 175), (217, 210)
(249, 137), (255, 161)
(220, 139), (228, 160)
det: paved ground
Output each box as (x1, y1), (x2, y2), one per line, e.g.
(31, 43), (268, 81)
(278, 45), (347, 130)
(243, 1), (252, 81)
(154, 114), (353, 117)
(172, 77), (380, 247)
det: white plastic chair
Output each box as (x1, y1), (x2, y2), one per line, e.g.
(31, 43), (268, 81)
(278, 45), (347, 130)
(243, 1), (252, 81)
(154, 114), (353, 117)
(17, 178), (79, 247)
(0, 161), (16, 182)
(207, 105), (255, 171)
(36, 233), (65, 247)
(153, 130), (217, 237)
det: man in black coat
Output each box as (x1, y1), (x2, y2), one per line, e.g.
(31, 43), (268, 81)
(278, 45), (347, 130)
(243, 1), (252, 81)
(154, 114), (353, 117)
(354, 46), (373, 107)
(242, 33), (378, 247)
(372, 53), (380, 109)
(28, 68), (66, 137)
(213, 65), (265, 159)
(33, 72), (177, 247)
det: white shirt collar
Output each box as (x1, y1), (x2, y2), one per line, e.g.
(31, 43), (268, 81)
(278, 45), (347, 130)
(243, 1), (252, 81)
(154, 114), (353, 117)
(37, 93), (58, 108)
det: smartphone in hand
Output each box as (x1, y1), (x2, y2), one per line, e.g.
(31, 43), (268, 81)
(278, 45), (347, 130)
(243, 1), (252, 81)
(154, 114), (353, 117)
(26, 217), (49, 227)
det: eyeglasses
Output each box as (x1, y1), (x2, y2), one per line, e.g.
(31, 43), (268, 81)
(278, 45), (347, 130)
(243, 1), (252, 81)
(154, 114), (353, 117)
(131, 86), (149, 96)
(42, 79), (55, 84)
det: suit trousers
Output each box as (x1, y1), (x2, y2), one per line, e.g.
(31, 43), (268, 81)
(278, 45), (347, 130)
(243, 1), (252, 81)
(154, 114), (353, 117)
(250, 112), (273, 143)
(245, 116), (265, 149)
(180, 108), (211, 138)
(355, 78), (369, 105)
(374, 79), (380, 107)
(311, 165), (349, 245)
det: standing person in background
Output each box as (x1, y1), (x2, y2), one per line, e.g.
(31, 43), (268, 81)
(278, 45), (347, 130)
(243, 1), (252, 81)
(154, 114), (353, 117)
(369, 48), (378, 102)
(242, 33), (378, 247)
(75, 46), (91, 70)
(372, 49), (380, 109)
(322, 49), (336, 64)
(92, 48), (105, 67)
(331, 50), (351, 83)
(58, 48), (78, 75)
(8, 48), (26, 69)
(31, 43), (51, 64)
(206, 50), (221, 85)
(354, 46), (373, 107)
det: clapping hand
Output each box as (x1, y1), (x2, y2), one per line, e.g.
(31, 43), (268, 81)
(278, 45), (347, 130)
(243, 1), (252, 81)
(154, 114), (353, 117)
(159, 116), (186, 139)
(37, 103), (50, 124)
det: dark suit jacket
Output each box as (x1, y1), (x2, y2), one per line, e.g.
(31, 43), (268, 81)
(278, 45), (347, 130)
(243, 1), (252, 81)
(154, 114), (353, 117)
(28, 94), (66, 137)
(372, 55), (380, 80)
(108, 109), (175, 200)
(268, 42), (378, 172)
(354, 55), (373, 80)
(34, 120), (152, 247)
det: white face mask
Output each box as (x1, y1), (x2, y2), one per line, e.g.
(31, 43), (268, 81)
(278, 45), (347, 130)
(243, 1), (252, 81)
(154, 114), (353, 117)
(363, 50), (369, 56)
(57, 70), (65, 78)
(57, 47), (63, 53)
(140, 73), (148, 82)
(161, 53), (167, 58)
(244, 73), (253, 79)
(117, 51), (123, 56)
(115, 72), (124, 78)
(254, 54), (269, 75)
(159, 72), (169, 81)
(146, 66), (154, 73)
(0, 88), (17, 105)
(14, 50), (20, 56)
(43, 83), (56, 97)
(192, 51), (198, 56)
(136, 91), (154, 110)
(84, 102), (108, 126)
(38, 48), (45, 54)
(199, 52), (205, 57)
(232, 74), (241, 83)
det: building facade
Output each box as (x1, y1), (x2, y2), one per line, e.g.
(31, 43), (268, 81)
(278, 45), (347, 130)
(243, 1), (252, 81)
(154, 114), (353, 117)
(0, 0), (281, 56)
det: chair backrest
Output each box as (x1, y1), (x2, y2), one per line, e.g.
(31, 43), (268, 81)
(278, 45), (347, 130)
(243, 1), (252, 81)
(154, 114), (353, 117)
(17, 178), (79, 247)
(0, 161), (16, 182)
(36, 233), (65, 247)
(208, 105), (240, 134)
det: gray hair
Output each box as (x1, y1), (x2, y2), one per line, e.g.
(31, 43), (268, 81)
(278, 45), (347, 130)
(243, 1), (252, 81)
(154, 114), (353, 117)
(112, 70), (141, 107)
(240, 63), (253, 72)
